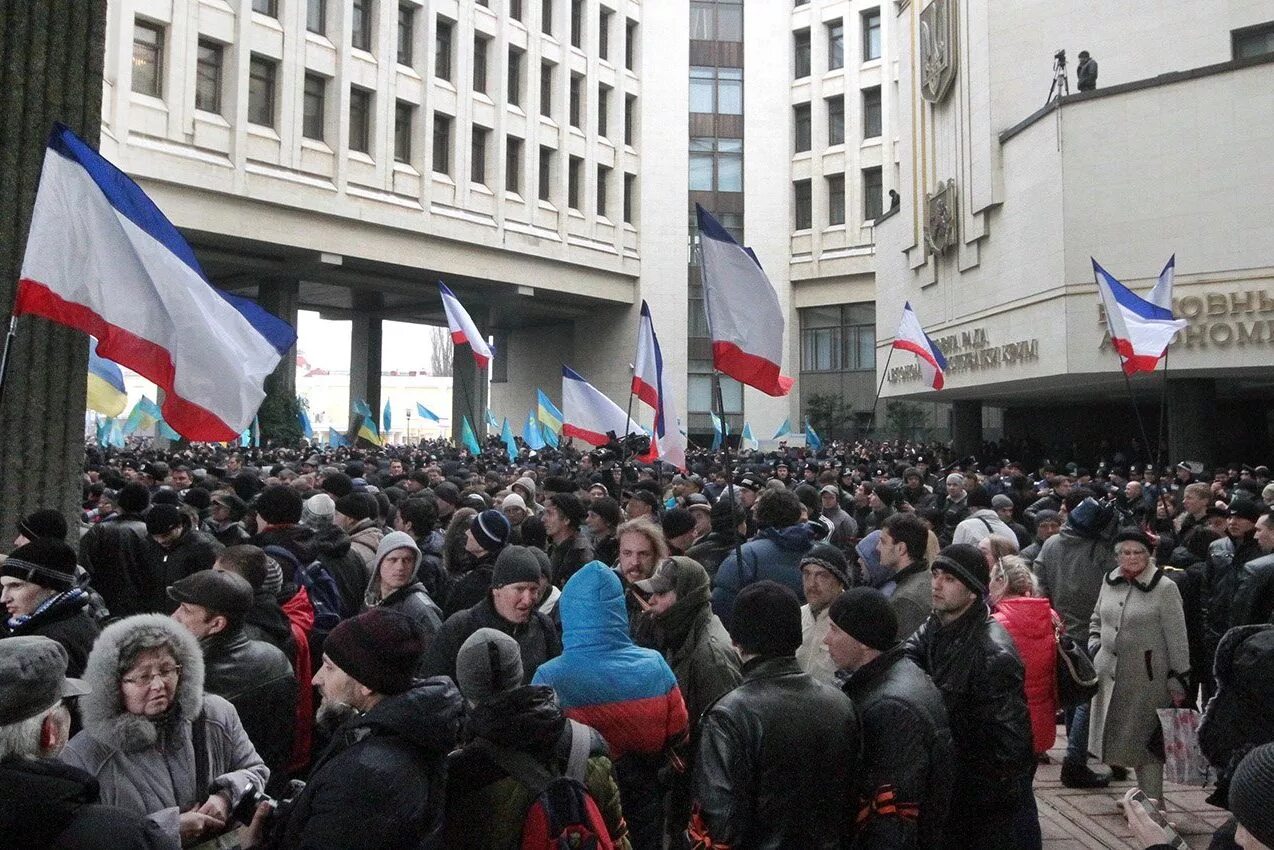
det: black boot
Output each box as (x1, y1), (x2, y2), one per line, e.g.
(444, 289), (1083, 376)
(1108, 765), (1129, 781)
(1061, 761), (1111, 789)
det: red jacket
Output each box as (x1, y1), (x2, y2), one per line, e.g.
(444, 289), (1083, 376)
(281, 586), (315, 772)
(993, 596), (1059, 754)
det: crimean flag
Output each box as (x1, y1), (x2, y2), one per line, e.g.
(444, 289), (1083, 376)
(695, 204), (793, 397)
(501, 418), (518, 462)
(537, 389), (564, 433)
(460, 416), (481, 455)
(439, 281), (493, 368)
(416, 402), (441, 422)
(632, 301), (662, 410)
(804, 418), (823, 451)
(16, 124), (295, 440)
(631, 302), (686, 471)
(561, 366), (642, 447)
(1147, 255), (1175, 311)
(1093, 258), (1187, 375)
(892, 302), (948, 390)
(773, 418), (792, 440)
(740, 422), (759, 452)
(86, 339), (127, 417)
(523, 411), (546, 450)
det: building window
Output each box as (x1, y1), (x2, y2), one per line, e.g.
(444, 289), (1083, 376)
(540, 62), (554, 117)
(827, 173), (845, 226)
(352, 0), (372, 52)
(624, 94), (635, 145)
(302, 73), (326, 140)
(505, 136), (522, 193)
(569, 73), (582, 128)
(432, 113), (452, 175)
(828, 21), (844, 70)
(863, 166), (883, 219)
(570, 0), (583, 48)
(863, 86), (882, 139)
(688, 211), (743, 268)
(307, 0), (326, 34)
(473, 35), (488, 93)
(194, 40), (222, 114)
(623, 173), (635, 223)
(794, 29), (811, 78)
(827, 95), (844, 146)
(597, 85), (610, 138)
(397, 5), (415, 66)
(435, 19), (453, 81)
(689, 137), (743, 192)
(800, 304), (876, 371)
(625, 19), (636, 70)
(471, 126), (489, 185)
(599, 8), (611, 60)
(508, 47), (524, 106)
(689, 0), (742, 42)
(794, 103), (811, 153)
(394, 101), (414, 161)
(131, 21), (163, 97)
(1233, 22), (1274, 58)
(539, 145), (553, 200)
(568, 155), (582, 209)
(862, 9), (881, 61)
(247, 55), (276, 126)
(794, 179), (812, 230)
(510, 0), (523, 22)
(689, 66), (742, 115)
(597, 164), (610, 217)
(252, 0), (277, 16)
(349, 87), (372, 153)
(542, 0), (553, 36)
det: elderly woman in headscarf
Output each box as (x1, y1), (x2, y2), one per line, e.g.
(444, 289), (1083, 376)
(61, 614), (267, 846)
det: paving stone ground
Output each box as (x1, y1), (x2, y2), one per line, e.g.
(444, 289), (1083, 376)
(1037, 726), (1229, 849)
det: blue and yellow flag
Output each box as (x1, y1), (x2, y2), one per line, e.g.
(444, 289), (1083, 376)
(461, 416), (481, 454)
(87, 341), (127, 417)
(355, 413), (383, 447)
(542, 423), (559, 448)
(536, 389), (563, 433)
(122, 396), (161, 435)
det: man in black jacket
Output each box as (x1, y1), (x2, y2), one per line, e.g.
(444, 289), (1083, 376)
(169, 570), (297, 789)
(827, 587), (953, 850)
(689, 580), (861, 849)
(1, 539), (99, 676)
(78, 480), (151, 618)
(903, 544), (1035, 850)
(141, 504), (222, 613)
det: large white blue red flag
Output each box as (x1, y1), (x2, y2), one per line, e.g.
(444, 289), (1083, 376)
(1146, 255), (1175, 311)
(561, 366), (642, 447)
(16, 124), (295, 441)
(1092, 258), (1187, 375)
(695, 204), (793, 397)
(892, 302), (948, 390)
(439, 281), (493, 368)
(632, 301), (661, 410)
(632, 302), (686, 471)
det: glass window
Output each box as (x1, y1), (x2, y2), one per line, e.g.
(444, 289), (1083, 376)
(473, 35), (488, 93)
(597, 164), (609, 217)
(569, 73), (582, 127)
(194, 40), (222, 114)
(471, 126), (488, 184)
(505, 136), (522, 193)
(131, 21), (163, 97)
(568, 155), (582, 209)
(718, 67), (742, 114)
(862, 9), (881, 61)
(597, 85), (609, 137)
(540, 61), (554, 116)
(435, 19), (453, 81)
(542, 0), (553, 36)
(349, 87), (372, 153)
(510, 0), (522, 21)
(394, 101), (413, 161)
(827, 173), (845, 226)
(863, 166), (883, 219)
(794, 29), (811, 78)
(689, 137), (742, 193)
(794, 179), (812, 230)
(539, 145), (553, 200)
(690, 0), (742, 42)
(828, 21), (844, 70)
(624, 94), (636, 145)
(827, 95), (844, 145)
(599, 8), (611, 60)
(352, 0), (372, 51)
(508, 47), (523, 106)
(307, 0), (326, 34)
(625, 19), (636, 70)
(432, 112), (452, 175)
(717, 2), (743, 41)
(570, 0), (583, 48)
(689, 1), (712, 40)
(690, 66), (742, 115)
(397, 5), (414, 65)
(252, 0), (276, 15)
(794, 103), (811, 152)
(717, 138), (742, 191)
(247, 55), (275, 126)
(302, 73), (326, 140)
(689, 138), (714, 191)
(800, 304), (876, 371)
(689, 67), (715, 113)
(863, 86), (882, 138)
(623, 173), (635, 223)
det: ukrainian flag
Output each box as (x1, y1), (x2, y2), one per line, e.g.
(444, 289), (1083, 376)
(122, 396), (161, 435)
(86, 341), (127, 417)
(354, 413), (383, 447)
(536, 389), (563, 434)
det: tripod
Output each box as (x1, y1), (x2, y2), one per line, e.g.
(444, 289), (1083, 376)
(1046, 53), (1070, 105)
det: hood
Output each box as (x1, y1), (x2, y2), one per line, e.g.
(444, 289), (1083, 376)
(1213, 624), (1274, 691)
(372, 531), (421, 576)
(79, 613), (205, 752)
(559, 561), (633, 652)
(993, 596), (1055, 640)
(352, 676), (463, 753)
(514, 476), (538, 500)
(254, 523), (319, 564)
(758, 523), (815, 552)
(312, 523), (354, 558)
(856, 531), (888, 587)
(466, 684), (565, 755)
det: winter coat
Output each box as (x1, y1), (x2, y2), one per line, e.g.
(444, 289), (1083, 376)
(60, 615), (268, 840)
(689, 656), (861, 850)
(137, 530), (223, 614)
(684, 531), (736, 581)
(1203, 533), (1264, 648)
(798, 603), (839, 685)
(422, 593), (562, 685)
(1231, 551), (1274, 628)
(1163, 547), (1209, 679)
(711, 524), (815, 628)
(242, 589), (295, 657)
(839, 647), (953, 850)
(903, 602), (1034, 807)
(78, 512), (150, 619)
(889, 562), (933, 642)
(443, 552), (497, 619)
(992, 596), (1060, 755)
(444, 685), (631, 849)
(0, 756), (178, 849)
(1087, 565), (1191, 767)
(1034, 522), (1118, 638)
(267, 678), (463, 850)
(649, 585), (741, 731)
(204, 520), (251, 548)
(1, 588), (99, 676)
(279, 587), (315, 771)
(363, 531), (443, 638)
(311, 523), (370, 619)
(345, 518), (384, 569)
(414, 528), (452, 601)
(549, 532), (595, 588)
(822, 505), (858, 551)
(1199, 625), (1274, 805)
(253, 523), (319, 569)
(951, 509), (1017, 549)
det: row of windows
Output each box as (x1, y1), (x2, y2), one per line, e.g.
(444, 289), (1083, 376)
(799, 304), (877, 372)
(688, 0), (744, 43)
(689, 66), (743, 115)
(793, 87), (881, 152)
(794, 9), (880, 78)
(793, 168), (883, 230)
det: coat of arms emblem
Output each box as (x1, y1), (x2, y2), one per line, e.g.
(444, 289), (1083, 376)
(925, 179), (958, 255)
(919, 0), (957, 103)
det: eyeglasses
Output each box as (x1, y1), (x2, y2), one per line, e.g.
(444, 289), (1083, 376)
(1115, 549), (1148, 558)
(121, 665), (181, 687)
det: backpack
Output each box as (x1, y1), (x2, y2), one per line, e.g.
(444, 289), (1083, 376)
(297, 559), (345, 629)
(476, 719), (615, 850)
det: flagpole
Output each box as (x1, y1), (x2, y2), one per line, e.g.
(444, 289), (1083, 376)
(1155, 347), (1170, 469)
(865, 346), (896, 440)
(713, 371), (745, 575)
(1096, 280), (1157, 468)
(0, 315), (19, 413)
(453, 347), (479, 443)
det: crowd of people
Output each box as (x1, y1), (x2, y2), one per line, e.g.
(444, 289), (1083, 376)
(2, 433), (1274, 849)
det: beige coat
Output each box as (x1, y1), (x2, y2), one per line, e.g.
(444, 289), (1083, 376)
(1087, 565), (1191, 767)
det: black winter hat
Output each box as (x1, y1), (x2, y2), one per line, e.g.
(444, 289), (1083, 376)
(17, 509), (68, 542)
(932, 543), (990, 596)
(256, 484), (303, 525)
(548, 493), (587, 526)
(800, 542), (852, 589)
(492, 545), (543, 587)
(144, 504), (184, 535)
(1230, 742), (1274, 848)
(167, 569), (253, 618)
(710, 496), (745, 534)
(433, 482), (462, 507)
(471, 509), (511, 553)
(1113, 529), (1154, 552)
(829, 587), (899, 651)
(1, 539), (78, 592)
(117, 481), (151, 514)
(588, 497), (623, 529)
(662, 508), (696, 540)
(335, 492), (374, 522)
(325, 609), (427, 696)
(727, 580), (802, 657)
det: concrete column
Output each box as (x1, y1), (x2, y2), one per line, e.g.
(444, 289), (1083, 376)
(1167, 378), (1216, 467)
(0, 0), (106, 544)
(951, 400), (983, 458)
(256, 277), (300, 400)
(349, 294), (383, 426)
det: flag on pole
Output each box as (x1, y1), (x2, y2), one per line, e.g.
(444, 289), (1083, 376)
(107, 419), (126, 448)
(562, 366), (642, 447)
(804, 418), (823, 451)
(1092, 258), (1187, 375)
(298, 403), (314, 439)
(416, 402), (441, 422)
(501, 418), (518, 462)
(15, 124), (295, 441)
(327, 427), (349, 447)
(460, 416), (481, 454)
(86, 340), (128, 417)
(523, 411), (546, 450)
(773, 418), (792, 440)
(632, 302), (662, 409)
(122, 396), (161, 435)
(239, 426), (251, 447)
(354, 414), (383, 447)
(710, 412), (724, 451)
(252, 414), (260, 448)
(631, 302), (686, 471)
(159, 420), (181, 442)
(695, 204), (793, 397)
(537, 390), (564, 433)
(542, 422), (559, 448)
(438, 281), (493, 368)
(893, 302), (949, 390)
(382, 398), (392, 434)
(740, 422), (758, 452)
(485, 409), (500, 431)
(1147, 255), (1175, 310)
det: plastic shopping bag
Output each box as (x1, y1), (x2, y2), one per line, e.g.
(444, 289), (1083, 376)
(1156, 708), (1213, 787)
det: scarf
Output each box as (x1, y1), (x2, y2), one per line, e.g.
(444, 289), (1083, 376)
(6, 586), (87, 630)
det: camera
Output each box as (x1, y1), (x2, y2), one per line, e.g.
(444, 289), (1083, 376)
(231, 779), (306, 826)
(1054, 48), (1066, 64)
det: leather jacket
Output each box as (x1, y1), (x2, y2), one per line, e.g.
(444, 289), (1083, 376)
(902, 602), (1033, 806)
(201, 628), (297, 783)
(689, 655), (861, 850)
(78, 513), (150, 619)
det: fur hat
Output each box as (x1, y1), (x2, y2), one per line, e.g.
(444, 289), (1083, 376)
(727, 580), (802, 657)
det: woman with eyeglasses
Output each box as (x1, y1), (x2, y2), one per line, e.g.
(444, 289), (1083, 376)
(1087, 529), (1192, 808)
(61, 613), (268, 846)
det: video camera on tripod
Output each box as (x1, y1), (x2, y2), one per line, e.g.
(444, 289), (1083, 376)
(1046, 48), (1070, 104)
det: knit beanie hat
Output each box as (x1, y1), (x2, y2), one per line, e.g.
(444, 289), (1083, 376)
(17, 509), (68, 542)
(256, 484), (303, 525)
(710, 496), (745, 535)
(117, 481), (151, 514)
(433, 482), (462, 507)
(471, 509), (511, 554)
(324, 609), (427, 696)
(455, 628), (523, 704)
(800, 542), (852, 589)
(492, 545), (542, 588)
(335, 492), (373, 522)
(662, 508), (696, 541)
(144, 504), (184, 535)
(727, 580), (802, 657)
(932, 543), (990, 596)
(301, 493), (336, 528)
(1231, 743), (1274, 846)
(829, 587), (899, 651)
(1, 539), (79, 592)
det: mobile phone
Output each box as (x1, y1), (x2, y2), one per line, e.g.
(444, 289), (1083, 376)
(1123, 788), (1188, 850)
